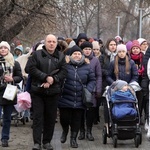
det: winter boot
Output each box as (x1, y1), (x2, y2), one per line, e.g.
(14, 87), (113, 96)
(86, 127), (94, 141)
(60, 127), (69, 143)
(78, 130), (85, 140)
(70, 132), (78, 148)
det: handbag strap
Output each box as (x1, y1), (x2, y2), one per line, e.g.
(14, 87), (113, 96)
(72, 66), (85, 88)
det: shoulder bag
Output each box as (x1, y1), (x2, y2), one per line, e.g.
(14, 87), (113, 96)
(75, 70), (93, 107)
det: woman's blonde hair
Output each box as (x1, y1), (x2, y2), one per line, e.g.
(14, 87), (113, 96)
(114, 55), (130, 79)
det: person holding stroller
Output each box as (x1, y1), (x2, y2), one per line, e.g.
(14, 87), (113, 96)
(106, 44), (138, 133)
(106, 44), (138, 84)
(0, 41), (23, 147)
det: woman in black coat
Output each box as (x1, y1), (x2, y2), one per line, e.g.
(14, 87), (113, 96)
(0, 41), (22, 147)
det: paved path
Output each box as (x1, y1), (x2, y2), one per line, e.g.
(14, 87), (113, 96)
(0, 108), (150, 150)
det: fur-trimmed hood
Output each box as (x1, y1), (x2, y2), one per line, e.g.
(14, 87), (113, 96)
(65, 55), (90, 64)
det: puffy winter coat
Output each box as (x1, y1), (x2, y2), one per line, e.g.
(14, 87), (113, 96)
(59, 58), (96, 109)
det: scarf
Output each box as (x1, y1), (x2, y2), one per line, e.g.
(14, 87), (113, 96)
(105, 49), (117, 62)
(4, 52), (15, 67)
(69, 55), (85, 66)
(130, 53), (144, 76)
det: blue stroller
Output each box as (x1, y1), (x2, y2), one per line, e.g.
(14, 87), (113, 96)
(102, 82), (142, 148)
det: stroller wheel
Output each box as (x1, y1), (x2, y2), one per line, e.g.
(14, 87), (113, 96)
(113, 135), (117, 148)
(134, 135), (140, 148)
(102, 126), (107, 144)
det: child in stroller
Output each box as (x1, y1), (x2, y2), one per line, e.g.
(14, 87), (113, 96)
(111, 80), (137, 120)
(102, 80), (142, 148)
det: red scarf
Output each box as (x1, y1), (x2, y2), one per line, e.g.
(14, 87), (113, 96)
(130, 52), (144, 76)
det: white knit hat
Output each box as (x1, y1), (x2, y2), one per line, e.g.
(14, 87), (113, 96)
(137, 38), (146, 45)
(0, 41), (10, 50)
(117, 44), (127, 53)
(92, 41), (100, 50)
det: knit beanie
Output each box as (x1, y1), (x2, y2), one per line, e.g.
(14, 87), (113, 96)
(69, 45), (82, 56)
(131, 40), (141, 50)
(115, 80), (128, 91)
(0, 41), (10, 51)
(15, 45), (23, 52)
(117, 44), (127, 53)
(92, 41), (100, 50)
(137, 38), (147, 45)
(126, 41), (132, 51)
(80, 41), (93, 50)
(115, 35), (122, 41)
(68, 40), (76, 48)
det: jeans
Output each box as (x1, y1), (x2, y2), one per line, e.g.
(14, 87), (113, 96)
(1, 105), (14, 140)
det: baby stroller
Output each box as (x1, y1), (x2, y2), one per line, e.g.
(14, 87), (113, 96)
(102, 82), (142, 148)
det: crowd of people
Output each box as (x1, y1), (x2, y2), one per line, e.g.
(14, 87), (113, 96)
(0, 33), (150, 150)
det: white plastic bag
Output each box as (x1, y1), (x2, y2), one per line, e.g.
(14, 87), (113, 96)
(3, 84), (17, 101)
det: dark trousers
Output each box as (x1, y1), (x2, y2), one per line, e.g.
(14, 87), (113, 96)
(59, 108), (84, 132)
(1, 105), (13, 140)
(142, 95), (149, 122)
(136, 90), (143, 117)
(31, 93), (59, 145)
(80, 107), (95, 131)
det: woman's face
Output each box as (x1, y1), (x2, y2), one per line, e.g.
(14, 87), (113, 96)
(131, 47), (141, 55)
(117, 50), (126, 59)
(0, 46), (9, 56)
(108, 41), (117, 52)
(78, 39), (86, 46)
(140, 41), (148, 51)
(71, 51), (82, 61)
(93, 48), (100, 57)
(82, 47), (92, 56)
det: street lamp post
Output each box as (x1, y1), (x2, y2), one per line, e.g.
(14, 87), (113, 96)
(139, 8), (144, 38)
(76, 25), (80, 37)
(116, 16), (122, 36)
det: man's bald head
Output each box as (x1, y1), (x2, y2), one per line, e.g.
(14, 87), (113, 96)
(44, 34), (58, 54)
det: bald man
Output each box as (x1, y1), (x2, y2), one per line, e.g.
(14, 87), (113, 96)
(25, 34), (67, 150)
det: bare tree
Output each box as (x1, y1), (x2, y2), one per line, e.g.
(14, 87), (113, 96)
(0, 0), (53, 42)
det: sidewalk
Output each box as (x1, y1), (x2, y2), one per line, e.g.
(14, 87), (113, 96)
(1, 110), (150, 150)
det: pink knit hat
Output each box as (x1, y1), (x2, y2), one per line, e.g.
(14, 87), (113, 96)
(117, 44), (127, 53)
(131, 40), (141, 49)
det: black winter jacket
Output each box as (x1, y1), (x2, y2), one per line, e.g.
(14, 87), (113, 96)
(106, 58), (138, 85)
(0, 61), (23, 105)
(25, 47), (67, 96)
